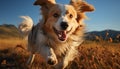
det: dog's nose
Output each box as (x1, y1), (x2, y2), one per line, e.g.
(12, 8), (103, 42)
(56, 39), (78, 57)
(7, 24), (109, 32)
(60, 22), (68, 30)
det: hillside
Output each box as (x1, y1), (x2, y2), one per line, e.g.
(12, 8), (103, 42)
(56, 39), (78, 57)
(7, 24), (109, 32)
(0, 24), (21, 39)
(86, 30), (120, 42)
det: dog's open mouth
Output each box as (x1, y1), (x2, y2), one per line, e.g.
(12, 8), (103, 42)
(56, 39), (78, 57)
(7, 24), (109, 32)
(53, 27), (71, 41)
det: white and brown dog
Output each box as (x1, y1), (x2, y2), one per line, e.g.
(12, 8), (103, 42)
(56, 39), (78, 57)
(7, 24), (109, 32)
(19, 0), (94, 69)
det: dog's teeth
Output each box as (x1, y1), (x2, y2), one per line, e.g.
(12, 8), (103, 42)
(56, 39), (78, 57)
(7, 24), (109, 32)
(58, 34), (62, 37)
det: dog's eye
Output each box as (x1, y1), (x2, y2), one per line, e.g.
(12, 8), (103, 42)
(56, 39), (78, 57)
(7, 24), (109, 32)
(69, 14), (73, 18)
(53, 13), (59, 18)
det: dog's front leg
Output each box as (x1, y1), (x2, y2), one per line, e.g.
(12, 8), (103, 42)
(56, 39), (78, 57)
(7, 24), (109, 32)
(55, 47), (77, 69)
(39, 46), (58, 65)
(47, 48), (58, 65)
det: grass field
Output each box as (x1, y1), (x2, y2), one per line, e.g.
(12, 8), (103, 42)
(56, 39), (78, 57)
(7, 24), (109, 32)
(0, 38), (120, 69)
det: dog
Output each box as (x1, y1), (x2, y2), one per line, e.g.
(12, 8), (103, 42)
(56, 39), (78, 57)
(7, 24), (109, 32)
(18, 0), (94, 69)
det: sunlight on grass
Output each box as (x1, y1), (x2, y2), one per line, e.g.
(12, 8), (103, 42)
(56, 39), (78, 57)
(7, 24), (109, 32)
(0, 39), (120, 69)
(0, 38), (27, 50)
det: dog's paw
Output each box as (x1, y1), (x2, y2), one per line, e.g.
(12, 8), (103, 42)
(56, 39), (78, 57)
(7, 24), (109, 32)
(47, 58), (58, 65)
(47, 56), (58, 65)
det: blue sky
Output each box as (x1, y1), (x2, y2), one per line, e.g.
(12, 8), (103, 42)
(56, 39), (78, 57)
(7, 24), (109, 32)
(0, 0), (120, 32)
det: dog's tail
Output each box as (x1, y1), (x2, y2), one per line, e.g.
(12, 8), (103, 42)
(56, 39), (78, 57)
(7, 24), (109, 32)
(18, 16), (33, 39)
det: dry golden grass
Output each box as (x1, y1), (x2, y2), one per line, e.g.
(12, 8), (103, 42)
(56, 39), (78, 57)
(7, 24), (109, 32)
(0, 39), (120, 69)
(77, 41), (120, 69)
(0, 38), (27, 50)
(0, 38), (29, 69)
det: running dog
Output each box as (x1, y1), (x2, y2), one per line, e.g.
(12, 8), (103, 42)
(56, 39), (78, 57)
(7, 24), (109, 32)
(18, 0), (94, 69)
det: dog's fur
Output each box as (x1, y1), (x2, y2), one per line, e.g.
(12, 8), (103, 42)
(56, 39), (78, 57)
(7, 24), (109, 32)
(18, 16), (33, 40)
(18, 0), (94, 69)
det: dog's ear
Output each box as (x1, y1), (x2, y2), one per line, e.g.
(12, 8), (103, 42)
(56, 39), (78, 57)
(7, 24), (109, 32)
(70, 0), (95, 12)
(70, 0), (95, 23)
(34, 0), (56, 8)
(34, 0), (56, 21)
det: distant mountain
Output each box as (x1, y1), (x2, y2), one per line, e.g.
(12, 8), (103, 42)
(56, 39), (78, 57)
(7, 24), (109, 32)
(0, 24), (21, 39)
(86, 29), (120, 42)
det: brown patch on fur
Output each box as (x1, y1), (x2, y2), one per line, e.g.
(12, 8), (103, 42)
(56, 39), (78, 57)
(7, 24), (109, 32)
(76, 13), (86, 23)
(65, 6), (77, 20)
(42, 5), (62, 40)
(65, 10), (69, 14)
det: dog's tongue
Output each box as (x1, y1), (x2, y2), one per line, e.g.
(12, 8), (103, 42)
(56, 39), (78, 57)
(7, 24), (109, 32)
(58, 31), (66, 41)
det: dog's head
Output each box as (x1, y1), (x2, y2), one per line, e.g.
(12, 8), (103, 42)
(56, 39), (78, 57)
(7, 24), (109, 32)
(34, 0), (94, 42)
